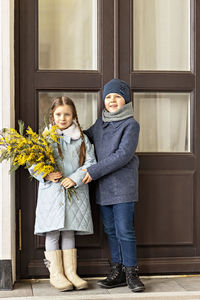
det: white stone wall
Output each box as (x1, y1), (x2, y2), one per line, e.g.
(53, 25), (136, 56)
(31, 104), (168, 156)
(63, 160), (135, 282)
(0, 0), (16, 282)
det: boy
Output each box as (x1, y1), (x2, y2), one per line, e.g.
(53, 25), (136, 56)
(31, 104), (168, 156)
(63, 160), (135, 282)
(82, 78), (144, 293)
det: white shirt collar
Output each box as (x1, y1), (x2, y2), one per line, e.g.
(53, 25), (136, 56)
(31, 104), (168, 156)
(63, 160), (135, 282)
(57, 122), (81, 140)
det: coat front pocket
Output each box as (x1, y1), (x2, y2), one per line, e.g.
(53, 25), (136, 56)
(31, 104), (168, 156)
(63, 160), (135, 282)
(113, 167), (137, 197)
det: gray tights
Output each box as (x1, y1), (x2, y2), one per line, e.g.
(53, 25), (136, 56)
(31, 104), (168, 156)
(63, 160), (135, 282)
(45, 230), (75, 251)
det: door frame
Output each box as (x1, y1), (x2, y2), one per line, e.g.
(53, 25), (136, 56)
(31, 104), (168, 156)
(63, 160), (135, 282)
(15, 0), (200, 278)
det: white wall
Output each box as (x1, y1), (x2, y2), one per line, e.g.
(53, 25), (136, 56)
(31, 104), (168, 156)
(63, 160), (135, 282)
(0, 0), (16, 281)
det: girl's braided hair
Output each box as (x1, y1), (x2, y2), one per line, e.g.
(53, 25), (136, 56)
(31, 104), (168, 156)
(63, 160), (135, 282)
(50, 96), (86, 166)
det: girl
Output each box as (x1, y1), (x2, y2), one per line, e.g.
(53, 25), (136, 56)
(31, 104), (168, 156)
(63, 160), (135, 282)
(82, 79), (145, 293)
(29, 96), (96, 291)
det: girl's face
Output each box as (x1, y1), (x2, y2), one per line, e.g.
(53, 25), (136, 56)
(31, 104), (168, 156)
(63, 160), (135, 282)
(53, 105), (74, 130)
(104, 93), (125, 112)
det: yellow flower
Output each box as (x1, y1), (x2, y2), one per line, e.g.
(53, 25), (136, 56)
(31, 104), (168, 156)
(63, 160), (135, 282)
(7, 145), (12, 154)
(42, 129), (49, 139)
(41, 165), (54, 178)
(36, 153), (44, 162)
(27, 152), (36, 162)
(33, 162), (45, 173)
(0, 122), (62, 179)
(49, 155), (55, 164)
(14, 154), (28, 166)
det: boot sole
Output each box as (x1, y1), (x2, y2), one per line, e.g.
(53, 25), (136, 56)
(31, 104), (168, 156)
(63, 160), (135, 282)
(75, 284), (88, 290)
(97, 282), (127, 289)
(51, 282), (73, 292)
(131, 286), (145, 293)
(58, 286), (74, 292)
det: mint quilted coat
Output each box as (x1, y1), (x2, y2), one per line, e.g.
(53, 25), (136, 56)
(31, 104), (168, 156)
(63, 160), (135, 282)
(29, 134), (96, 236)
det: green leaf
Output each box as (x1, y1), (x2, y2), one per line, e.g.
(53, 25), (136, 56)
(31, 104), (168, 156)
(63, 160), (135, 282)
(9, 164), (20, 174)
(10, 155), (16, 166)
(43, 113), (50, 129)
(0, 151), (8, 163)
(29, 175), (33, 181)
(18, 120), (25, 136)
(2, 128), (9, 134)
(38, 128), (43, 135)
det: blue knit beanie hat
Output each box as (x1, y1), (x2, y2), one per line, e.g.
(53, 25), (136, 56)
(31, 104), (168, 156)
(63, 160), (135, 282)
(103, 78), (131, 103)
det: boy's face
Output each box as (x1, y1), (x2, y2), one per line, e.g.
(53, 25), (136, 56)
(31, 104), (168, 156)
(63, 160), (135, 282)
(104, 93), (126, 112)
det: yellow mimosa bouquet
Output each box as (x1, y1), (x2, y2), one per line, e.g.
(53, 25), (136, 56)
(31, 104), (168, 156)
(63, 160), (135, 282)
(0, 120), (60, 178)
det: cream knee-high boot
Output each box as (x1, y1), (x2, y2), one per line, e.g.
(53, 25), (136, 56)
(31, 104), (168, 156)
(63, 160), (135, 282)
(62, 249), (88, 290)
(44, 250), (73, 291)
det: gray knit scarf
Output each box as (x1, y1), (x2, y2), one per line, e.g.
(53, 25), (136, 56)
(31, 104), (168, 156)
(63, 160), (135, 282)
(102, 102), (133, 122)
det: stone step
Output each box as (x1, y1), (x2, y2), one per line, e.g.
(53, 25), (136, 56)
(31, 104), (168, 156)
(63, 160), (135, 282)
(2, 291), (200, 300)
(2, 276), (200, 300)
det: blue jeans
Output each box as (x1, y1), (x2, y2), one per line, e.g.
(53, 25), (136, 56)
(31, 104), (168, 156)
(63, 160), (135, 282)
(100, 202), (137, 267)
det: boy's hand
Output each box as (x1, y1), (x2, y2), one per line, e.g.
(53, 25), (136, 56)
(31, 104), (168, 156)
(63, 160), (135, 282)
(45, 172), (62, 182)
(82, 169), (92, 184)
(60, 177), (76, 189)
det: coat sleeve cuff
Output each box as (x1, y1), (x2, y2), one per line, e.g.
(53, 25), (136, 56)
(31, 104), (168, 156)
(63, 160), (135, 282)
(28, 166), (45, 183)
(87, 165), (101, 181)
(69, 171), (85, 188)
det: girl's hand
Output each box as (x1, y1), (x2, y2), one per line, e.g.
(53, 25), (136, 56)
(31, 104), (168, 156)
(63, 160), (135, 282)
(82, 169), (92, 184)
(45, 172), (62, 182)
(60, 177), (76, 189)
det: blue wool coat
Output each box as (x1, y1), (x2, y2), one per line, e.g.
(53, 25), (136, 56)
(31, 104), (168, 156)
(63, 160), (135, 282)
(85, 117), (140, 205)
(29, 134), (96, 235)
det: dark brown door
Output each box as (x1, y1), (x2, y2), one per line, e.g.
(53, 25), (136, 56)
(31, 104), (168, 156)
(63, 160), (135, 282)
(15, 0), (200, 279)
(118, 0), (200, 273)
(15, 0), (115, 279)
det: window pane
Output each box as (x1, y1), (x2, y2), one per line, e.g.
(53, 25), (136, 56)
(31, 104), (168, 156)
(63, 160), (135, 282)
(38, 0), (97, 70)
(134, 93), (190, 152)
(133, 0), (190, 71)
(38, 92), (98, 129)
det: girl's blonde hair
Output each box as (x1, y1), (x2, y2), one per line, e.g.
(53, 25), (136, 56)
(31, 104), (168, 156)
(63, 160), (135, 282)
(50, 96), (86, 166)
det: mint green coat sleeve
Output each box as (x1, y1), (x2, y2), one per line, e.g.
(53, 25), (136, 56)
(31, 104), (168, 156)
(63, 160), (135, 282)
(69, 134), (96, 187)
(28, 165), (45, 183)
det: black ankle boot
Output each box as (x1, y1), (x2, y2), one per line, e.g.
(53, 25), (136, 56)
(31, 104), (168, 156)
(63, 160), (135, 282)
(97, 263), (127, 288)
(124, 266), (145, 292)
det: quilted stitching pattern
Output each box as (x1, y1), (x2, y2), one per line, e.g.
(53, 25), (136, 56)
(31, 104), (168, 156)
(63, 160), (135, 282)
(30, 134), (96, 236)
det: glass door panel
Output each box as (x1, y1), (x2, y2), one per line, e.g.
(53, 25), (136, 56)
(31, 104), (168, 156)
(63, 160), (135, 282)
(134, 92), (191, 152)
(38, 0), (98, 70)
(38, 92), (98, 129)
(133, 0), (190, 71)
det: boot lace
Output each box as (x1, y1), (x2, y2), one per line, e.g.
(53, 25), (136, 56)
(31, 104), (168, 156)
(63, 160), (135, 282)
(106, 264), (121, 281)
(125, 266), (140, 281)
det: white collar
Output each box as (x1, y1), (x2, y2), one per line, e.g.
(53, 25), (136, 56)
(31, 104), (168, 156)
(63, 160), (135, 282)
(57, 122), (81, 140)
